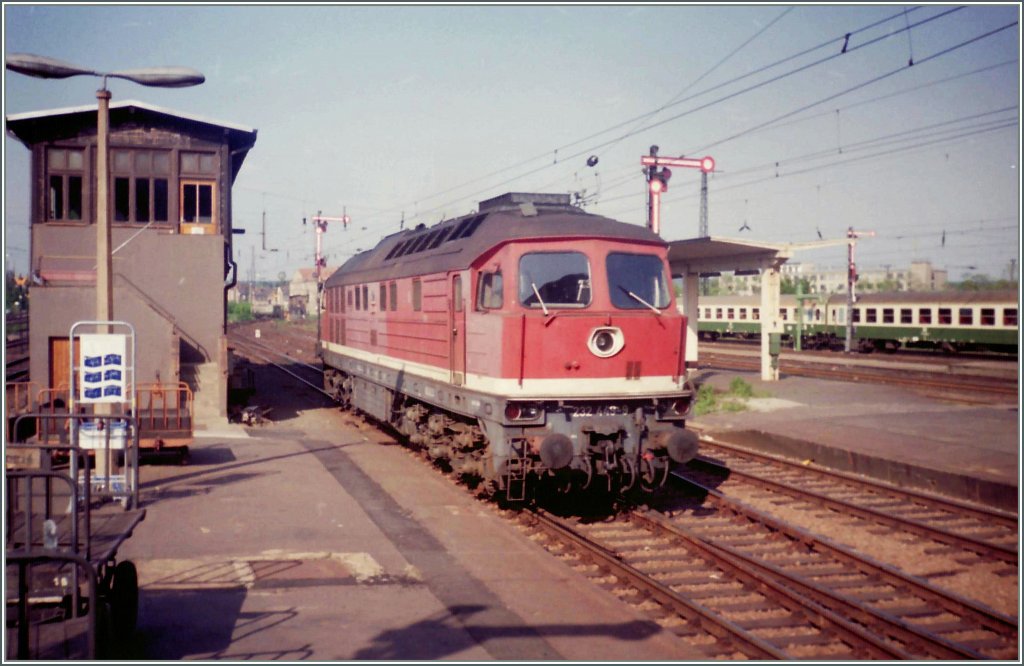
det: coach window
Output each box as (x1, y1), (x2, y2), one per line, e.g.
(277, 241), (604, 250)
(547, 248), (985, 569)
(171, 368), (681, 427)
(520, 252), (591, 309)
(715, 308), (722, 319)
(1004, 308), (1018, 326)
(727, 308), (734, 319)
(47, 148), (85, 222)
(477, 271), (503, 310)
(882, 308), (894, 324)
(752, 307), (760, 321)
(918, 308), (932, 324)
(865, 308), (877, 323)
(779, 309), (788, 321)
(852, 308), (861, 323)
(958, 308), (973, 325)
(980, 308), (996, 326)
(739, 308), (747, 320)
(938, 308), (952, 325)
(389, 282), (398, 311)
(412, 278), (422, 311)
(900, 308), (913, 324)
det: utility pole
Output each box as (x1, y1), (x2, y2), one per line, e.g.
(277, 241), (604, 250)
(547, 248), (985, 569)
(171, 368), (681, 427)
(844, 227), (875, 353)
(699, 170), (709, 238)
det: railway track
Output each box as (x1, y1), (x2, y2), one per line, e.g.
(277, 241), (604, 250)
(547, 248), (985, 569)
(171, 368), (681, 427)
(521, 482), (1018, 659)
(699, 350), (1018, 400)
(688, 439), (1018, 566)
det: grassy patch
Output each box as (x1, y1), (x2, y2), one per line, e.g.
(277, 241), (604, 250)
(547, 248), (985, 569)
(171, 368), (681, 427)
(693, 377), (771, 416)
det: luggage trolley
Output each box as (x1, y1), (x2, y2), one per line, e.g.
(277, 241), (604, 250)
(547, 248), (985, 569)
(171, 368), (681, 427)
(69, 321), (139, 508)
(5, 420), (145, 659)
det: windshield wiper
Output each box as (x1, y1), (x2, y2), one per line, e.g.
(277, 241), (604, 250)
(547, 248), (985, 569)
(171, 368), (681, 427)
(531, 282), (549, 316)
(619, 286), (661, 315)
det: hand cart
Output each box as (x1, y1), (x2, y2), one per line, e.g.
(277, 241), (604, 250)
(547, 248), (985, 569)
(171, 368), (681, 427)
(5, 428), (145, 659)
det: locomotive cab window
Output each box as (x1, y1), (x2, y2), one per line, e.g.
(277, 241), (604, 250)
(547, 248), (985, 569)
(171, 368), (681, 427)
(477, 271), (503, 310)
(607, 253), (669, 310)
(519, 252), (590, 309)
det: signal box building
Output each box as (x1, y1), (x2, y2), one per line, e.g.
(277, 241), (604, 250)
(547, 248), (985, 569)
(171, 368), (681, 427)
(6, 100), (257, 418)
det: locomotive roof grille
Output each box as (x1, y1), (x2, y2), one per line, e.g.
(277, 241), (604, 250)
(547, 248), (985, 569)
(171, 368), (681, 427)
(326, 192), (664, 288)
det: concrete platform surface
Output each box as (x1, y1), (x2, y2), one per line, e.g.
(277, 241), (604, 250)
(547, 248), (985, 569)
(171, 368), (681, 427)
(118, 403), (701, 661)
(688, 367), (1020, 512)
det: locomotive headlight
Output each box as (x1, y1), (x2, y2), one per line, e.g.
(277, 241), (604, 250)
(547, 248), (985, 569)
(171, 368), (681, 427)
(588, 327), (624, 358)
(505, 402), (543, 423)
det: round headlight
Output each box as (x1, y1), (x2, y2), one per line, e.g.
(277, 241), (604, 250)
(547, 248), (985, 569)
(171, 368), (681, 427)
(588, 327), (624, 358)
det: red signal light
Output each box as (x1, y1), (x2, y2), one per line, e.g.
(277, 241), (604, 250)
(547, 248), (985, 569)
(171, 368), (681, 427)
(700, 156), (715, 173)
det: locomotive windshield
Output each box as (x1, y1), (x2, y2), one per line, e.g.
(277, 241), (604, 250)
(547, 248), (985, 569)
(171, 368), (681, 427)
(519, 252), (591, 308)
(607, 253), (670, 310)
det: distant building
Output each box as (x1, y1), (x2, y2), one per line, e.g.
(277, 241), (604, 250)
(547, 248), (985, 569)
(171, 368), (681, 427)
(288, 267), (337, 316)
(710, 260), (947, 296)
(6, 100), (257, 418)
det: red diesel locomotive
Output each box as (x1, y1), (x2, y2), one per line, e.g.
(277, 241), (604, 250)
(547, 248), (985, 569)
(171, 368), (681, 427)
(320, 192), (699, 500)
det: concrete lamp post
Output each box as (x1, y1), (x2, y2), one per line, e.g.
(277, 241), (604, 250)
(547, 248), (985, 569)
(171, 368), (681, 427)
(5, 53), (204, 326)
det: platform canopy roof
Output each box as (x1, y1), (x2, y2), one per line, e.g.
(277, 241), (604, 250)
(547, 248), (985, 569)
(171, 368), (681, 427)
(666, 237), (793, 275)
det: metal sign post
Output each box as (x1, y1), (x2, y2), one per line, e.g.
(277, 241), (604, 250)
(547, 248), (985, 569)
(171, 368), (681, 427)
(69, 320), (138, 508)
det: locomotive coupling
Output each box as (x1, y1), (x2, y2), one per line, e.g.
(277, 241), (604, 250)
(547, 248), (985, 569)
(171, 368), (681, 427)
(649, 428), (699, 464)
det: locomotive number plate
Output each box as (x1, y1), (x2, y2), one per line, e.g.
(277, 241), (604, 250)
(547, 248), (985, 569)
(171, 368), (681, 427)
(566, 405), (622, 417)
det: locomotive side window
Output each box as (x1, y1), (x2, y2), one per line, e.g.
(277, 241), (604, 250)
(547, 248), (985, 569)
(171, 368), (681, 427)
(900, 308), (912, 324)
(389, 282), (398, 311)
(958, 308), (973, 325)
(412, 278), (422, 311)
(355, 286), (361, 310)
(519, 252), (591, 309)
(918, 308), (932, 324)
(980, 308), (996, 326)
(363, 285), (370, 311)
(453, 275), (463, 312)
(477, 272), (503, 310)
(380, 284), (387, 311)
(607, 253), (668, 310)
(938, 308), (952, 324)
(1005, 308), (1018, 326)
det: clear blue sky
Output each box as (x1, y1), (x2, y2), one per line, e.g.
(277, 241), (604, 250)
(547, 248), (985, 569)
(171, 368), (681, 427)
(4, 4), (1020, 283)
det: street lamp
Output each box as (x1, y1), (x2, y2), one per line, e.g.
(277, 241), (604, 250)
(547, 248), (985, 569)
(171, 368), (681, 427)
(5, 53), (204, 327)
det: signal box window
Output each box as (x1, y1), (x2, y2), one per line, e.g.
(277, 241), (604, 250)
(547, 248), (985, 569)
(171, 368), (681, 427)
(918, 308), (932, 324)
(46, 148), (85, 222)
(477, 272), (503, 310)
(519, 252), (591, 309)
(180, 180), (217, 235)
(938, 308), (952, 324)
(958, 308), (973, 325)
(607, 253), (668, 310)
(980, 308), (996, 326)
(1004, 309), (1018, 326)
(111, 149), (171, 225)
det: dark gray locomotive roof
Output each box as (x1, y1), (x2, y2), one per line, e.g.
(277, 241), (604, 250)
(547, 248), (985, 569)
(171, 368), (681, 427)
(325, 193), (666, 287)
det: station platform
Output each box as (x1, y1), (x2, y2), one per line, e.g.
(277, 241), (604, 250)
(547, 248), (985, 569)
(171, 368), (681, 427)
(687, 365), (1020, 512)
